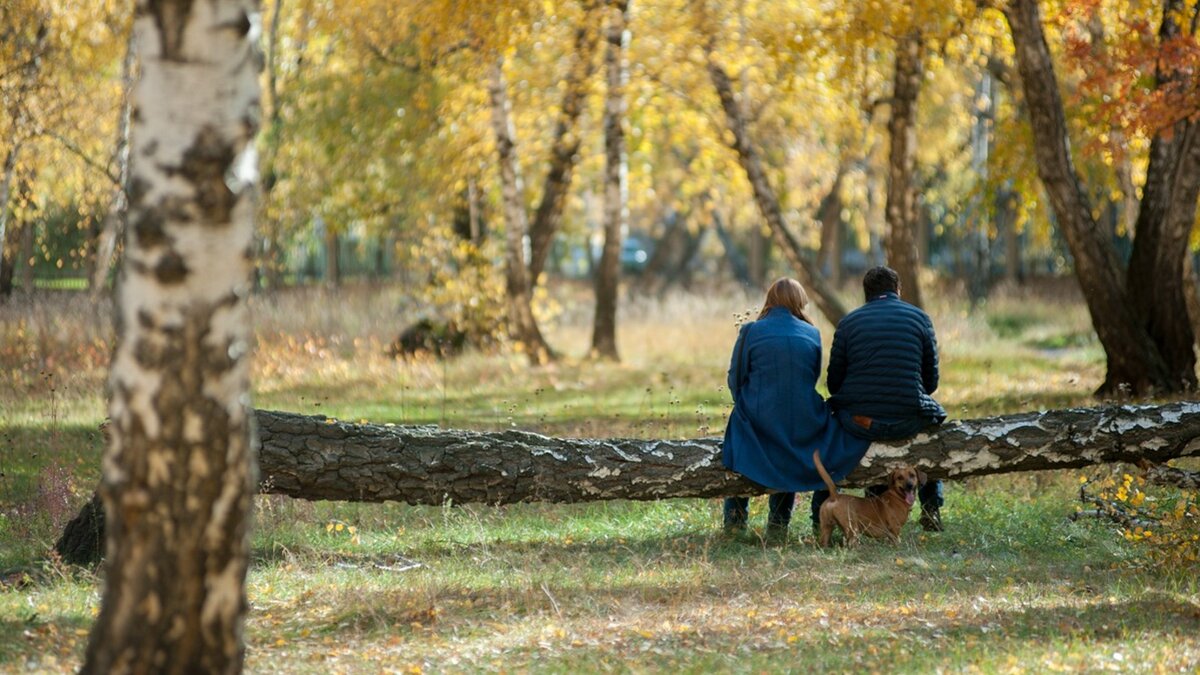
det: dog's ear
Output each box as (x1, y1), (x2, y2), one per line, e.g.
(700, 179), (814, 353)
(917, 469), (928, 486)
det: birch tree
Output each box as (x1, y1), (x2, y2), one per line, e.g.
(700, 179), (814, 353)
(82, 0), (260, 672)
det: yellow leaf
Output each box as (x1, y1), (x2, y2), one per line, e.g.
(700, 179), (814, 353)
(336, 523), (345, 532)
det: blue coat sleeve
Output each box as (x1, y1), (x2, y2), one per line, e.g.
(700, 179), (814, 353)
(727, 323), (751, 401)
(826, 324), (847, 395)
(921, 313), (940, 395)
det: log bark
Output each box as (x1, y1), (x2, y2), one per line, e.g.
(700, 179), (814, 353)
(59, 401), (1200, 567)
(706, 49), (848, 325)
(254, 401), (1200, 505)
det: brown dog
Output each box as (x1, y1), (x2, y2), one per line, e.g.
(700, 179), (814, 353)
(813, 450), (924, 547)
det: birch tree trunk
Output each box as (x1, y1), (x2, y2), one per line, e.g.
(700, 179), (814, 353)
(884, 31), (926, 309)
(487, 59), (554, 366)
(81, 1), (260, 672)
(89, 34), (136, 299)
(1003, 0), (1173, 395)
(591, 0), (629, 361)
(706, 52), (848, 325)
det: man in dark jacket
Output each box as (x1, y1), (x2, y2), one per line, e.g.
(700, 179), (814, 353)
(810, 266), (948, 532)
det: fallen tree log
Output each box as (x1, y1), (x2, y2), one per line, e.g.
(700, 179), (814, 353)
(256, 401), (1200, 504)
(57, 401), (1200, 565)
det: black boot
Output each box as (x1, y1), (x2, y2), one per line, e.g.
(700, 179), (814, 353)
(919, 508), (944, 532)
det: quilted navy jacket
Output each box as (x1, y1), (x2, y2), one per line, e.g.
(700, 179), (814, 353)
(721, 307), (870, 492)
(826, 292), (947, 424)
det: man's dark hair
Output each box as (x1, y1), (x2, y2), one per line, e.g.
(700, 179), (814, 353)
(862, 266), (900, 299)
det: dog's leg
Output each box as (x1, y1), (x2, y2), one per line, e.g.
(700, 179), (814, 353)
(819, 518), (834, 548)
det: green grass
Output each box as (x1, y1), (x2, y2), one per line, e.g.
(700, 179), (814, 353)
(1, 282), (1197, 672)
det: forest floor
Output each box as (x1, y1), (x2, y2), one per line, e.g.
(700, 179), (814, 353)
(1, 279), (1198, 673)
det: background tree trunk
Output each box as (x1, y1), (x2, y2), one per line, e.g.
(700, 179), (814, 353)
(526, 0), (604, 283)
(0, 145), (20, 297)
(706, 51), (848, 324)
(1003, 0), (1172, 395)
(487, 59), (554, 365)
(748, 220), (771, 286)
(323, 227), (340, 288)
(81, 0), (260, 672)
(884, 31), (926, 308)
(1124, 0), (1200, 391)
(817, 167), (846, 286)
(592, 0), (629, 361)
(712, 208), (753, 286)
(89, 34), (135, 299)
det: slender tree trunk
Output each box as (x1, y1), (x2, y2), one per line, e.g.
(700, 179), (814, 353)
(817, 167), (846, 284)
(591, 0), (629, 360)
(0, 209), (20, 297)
(527, 0), (605, 283)
(259, 0), (295, 291)
(706, 52), (848, 324)
(884, 31), (926, 308)
(18, 205), (34, 292)
(487, 59), (554, 365)
(468, 176), (485, 243)
(0, 145), (20, 296)
(323, 227), (340, 288)
(13, 169), (36, 293)
(90, 34), (136, 298)
(636, 206), (683, 293)
(998, 186), (1023, 283)
(712, 208), (753, 285)
(748, 220), (770, 285)
(1004, 0), (1172, 395)
(81, 0), (260, 672)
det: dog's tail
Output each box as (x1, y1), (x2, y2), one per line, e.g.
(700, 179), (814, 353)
(812, 450), (838, 496)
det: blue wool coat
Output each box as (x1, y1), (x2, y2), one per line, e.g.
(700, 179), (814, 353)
(827, 292), (947, 426)
(721, 307), (871, 492)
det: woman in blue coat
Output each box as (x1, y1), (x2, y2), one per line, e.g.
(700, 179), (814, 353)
(722, 278), (871, 534)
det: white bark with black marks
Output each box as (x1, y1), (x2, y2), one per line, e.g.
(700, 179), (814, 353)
(83, 0), (260, 673)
